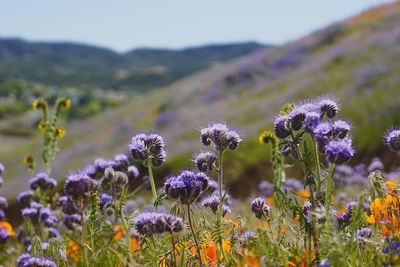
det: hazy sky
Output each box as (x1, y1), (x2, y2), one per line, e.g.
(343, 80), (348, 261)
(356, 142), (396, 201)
(0, 0), (393, 52)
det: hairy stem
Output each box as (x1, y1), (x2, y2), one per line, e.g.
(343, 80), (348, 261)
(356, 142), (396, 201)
(170, 232), (177, 267)
(312, 137), (322, 192)
(147, 159), (158, 202)
(187, 204), (202, 266)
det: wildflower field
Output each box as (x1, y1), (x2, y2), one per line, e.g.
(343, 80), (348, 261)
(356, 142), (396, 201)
(0, 96), (400, 267)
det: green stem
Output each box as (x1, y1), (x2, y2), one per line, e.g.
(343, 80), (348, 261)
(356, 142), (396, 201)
(170, 232), (177, 267)
(187, 205), (203, 266)
(81, 214), (89, 266)
(312, 137), (322, 192)
(217, 150), (227, 263)
(325, 164), (335, 211)
(147, 159), (158, 202)
(120, 187), (134, 265)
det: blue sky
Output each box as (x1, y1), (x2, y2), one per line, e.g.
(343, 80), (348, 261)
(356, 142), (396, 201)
(0, 0), (393, 51)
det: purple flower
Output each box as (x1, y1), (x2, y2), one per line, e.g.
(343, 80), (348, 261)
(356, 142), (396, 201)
(164, 170), (209, 204)
(304, 111), (321, 132)
(282, 178), (302, 192)
(48, 227), (60, 238)
(384, 128), (400, 152)
(99, 193), (112, 209)
(332, 120), (351, 139)
(200, 123), (241, 151)
(64, 174), (98, 204)
(59, 196), (79, 215)
(288, 107), (307, 131)
(129, 133), (167, 166)
(250, 197), (270, 219)
(17, 191), (34, 207)
(0, 163), (4, 176)
(29, 173), (57, 191)
(0, 210), (5, 220)
(0, 196), (7, 209)
(314, 122), (332, 148)
(201, 194), (231, 217)
(367, 157), (384, 173)
(113, 154), (129, 171)
(257, 180), (274, 197)
(194, 151), (217, 172)
(326, 139), (355, 165)
(237, 230), (257, 246)
(135, 212), (183, 236)
(273, 115), (291, 139)
(63, 214), (82, 230)
(318, 98), (339, 118)
(17, 253), (32, 267)
(21, 256), (57, 267)
(356, 227), (372, 243)
(0, 227), (10, 244)
(127, 165), (140, 181)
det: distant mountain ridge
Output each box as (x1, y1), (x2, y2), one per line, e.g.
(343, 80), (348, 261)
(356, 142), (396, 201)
(0, 38), (265, 90)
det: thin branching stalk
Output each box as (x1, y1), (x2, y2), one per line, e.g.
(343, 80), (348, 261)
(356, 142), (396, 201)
(170, 232), (177, 267)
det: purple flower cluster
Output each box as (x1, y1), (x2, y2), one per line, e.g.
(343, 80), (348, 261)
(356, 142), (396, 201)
(200, 123), (241, 152)
(21, 202), (58, 227)
(201, 194), (231, 217)
(356, 227), (372, 243)
(164, 170), (209, 204)
(0, 226), (10, 244)
(384, 128), (400, 152)
(129, 133), (166, 166)
(194, 151), (217, 172)
(100, 167), (128, 193)
(63, 214), (82, 230)
(273, 97), (355, 165)
(17, 191), (34, 207)
(250, 197), (270, 219)
(64, 174), (98, 205)
(16, 253), (57, 267)
(29, 173), (57, 191)
(135, 212), (183, 236)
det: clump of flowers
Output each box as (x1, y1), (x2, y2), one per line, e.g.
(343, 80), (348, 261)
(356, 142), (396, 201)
(384, 128), (400, 152)
(129, 133), (166, 200)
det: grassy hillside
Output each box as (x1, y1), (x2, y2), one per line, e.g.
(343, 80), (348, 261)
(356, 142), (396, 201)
(0, 39), (264, 90)
(1, 2), (400, 197)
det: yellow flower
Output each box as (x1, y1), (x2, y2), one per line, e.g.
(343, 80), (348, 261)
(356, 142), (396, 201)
(386, 179), (398, 193)
(60, 99), (72, 109)
(55, 128), (66, 138)
(32, 99), (40, 109)
(23, 154), (35, 168)
(258, 130), (277, 145)
(279, 102), (295, 116)
(298, 189), (311, 199)
(37, 120), (46, 131)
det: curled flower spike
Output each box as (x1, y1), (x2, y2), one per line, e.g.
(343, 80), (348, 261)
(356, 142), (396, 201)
(32, 99), (48, 111)
(326, 138), (355, 165)
(129, 133), (167, 166)
(384, 128), (400, 152)
(101, 167), (128, 193)
(164, 170), (209, 204)
(250, 197), (270, 219)
(135, 212), (183, 236)
(194, 151), (217, 172)
(200, 123), (241, 151)
(58, 98), (72, 109)
(258, 130), (278, 145)
(318, 98), (339, 118)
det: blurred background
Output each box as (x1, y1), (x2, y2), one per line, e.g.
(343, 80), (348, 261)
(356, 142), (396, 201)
(0, 0), (399, 197)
